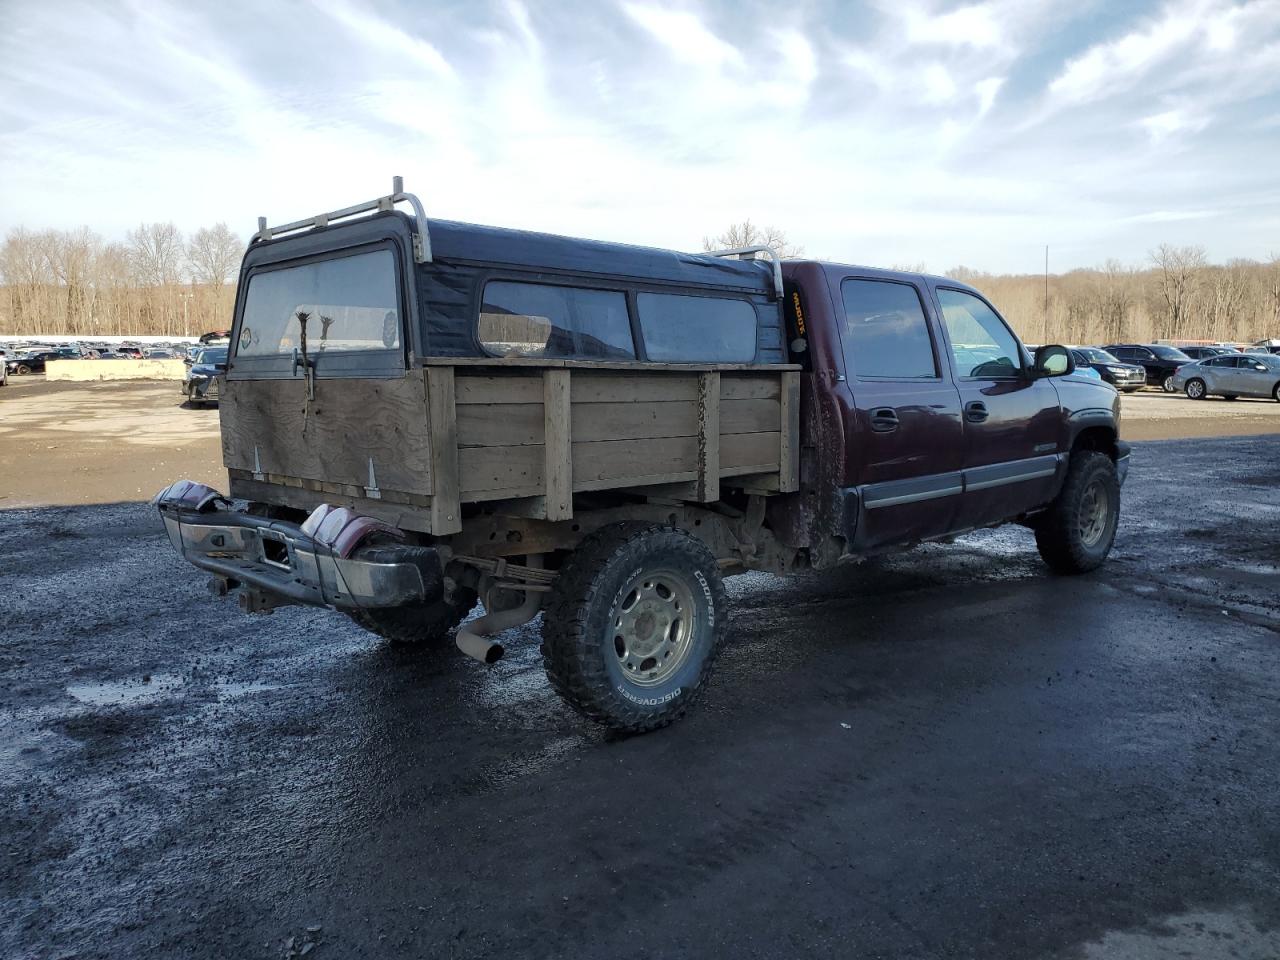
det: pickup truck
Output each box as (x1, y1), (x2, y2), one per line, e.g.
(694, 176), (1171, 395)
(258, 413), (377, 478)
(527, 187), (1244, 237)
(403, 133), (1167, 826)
(156, 178), (1129, 734)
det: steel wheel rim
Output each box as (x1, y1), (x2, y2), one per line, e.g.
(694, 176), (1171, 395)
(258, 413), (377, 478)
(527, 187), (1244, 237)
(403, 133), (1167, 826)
(609, 569), (697, 687)
(1078, 480), (1110, 547)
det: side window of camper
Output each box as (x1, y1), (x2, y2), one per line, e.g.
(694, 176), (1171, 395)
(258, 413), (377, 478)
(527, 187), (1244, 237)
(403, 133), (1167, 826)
(635, 293), (757, 362)
(479, 282), (634, 360)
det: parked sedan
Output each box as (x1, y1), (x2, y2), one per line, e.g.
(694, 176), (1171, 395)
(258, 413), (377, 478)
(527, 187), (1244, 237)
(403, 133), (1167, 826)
(1172, 353), (1280, 401)
(5, 350), (61, 375)
(182, 347), (228, 406)
(1103, 343), (1194, 392)
(1071, 347), (1145, 392)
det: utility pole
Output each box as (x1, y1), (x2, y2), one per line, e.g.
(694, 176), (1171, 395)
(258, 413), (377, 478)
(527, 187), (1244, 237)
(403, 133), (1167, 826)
(1043, 245), (1049, 342)
(180, 291), (193, 338)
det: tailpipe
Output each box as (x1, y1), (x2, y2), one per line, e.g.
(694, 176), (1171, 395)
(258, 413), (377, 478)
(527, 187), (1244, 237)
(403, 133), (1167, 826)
(455, 558), (544, 664)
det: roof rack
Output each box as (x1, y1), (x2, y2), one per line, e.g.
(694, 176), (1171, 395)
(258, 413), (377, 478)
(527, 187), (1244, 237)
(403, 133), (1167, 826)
(254, 176), (432, 263)
(703, 245), (784, 299)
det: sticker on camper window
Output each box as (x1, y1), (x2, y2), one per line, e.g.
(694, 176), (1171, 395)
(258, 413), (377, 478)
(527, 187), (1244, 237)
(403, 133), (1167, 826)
(239, 326), (253, 349)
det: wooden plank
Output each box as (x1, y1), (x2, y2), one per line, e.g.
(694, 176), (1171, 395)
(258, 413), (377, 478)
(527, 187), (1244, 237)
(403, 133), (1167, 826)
(427, 357), (802, 372)
(425, 367), (461, 534)
(696, 372), (720, 502)
(575, 471), (698, 494)
(721, 376), (780, 400)
(779, 370), (800, 492)
(220, 375), (433, 495)
(571, 401), (698, 442)
(721, 432), (780, 474)
(456, 403), (545, 447)
(720, 398), (780, 435)
(572, 436), (699, 487)
(228, 477), (435, 533)
(543, 369), (572, 520)
(459, 444), (544, 495)
(455, 375), (543, 405)
(571, 373), (700, 404)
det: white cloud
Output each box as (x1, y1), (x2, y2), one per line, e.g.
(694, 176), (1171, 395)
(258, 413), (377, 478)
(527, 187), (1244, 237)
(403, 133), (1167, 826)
(620, 3), (743, 69)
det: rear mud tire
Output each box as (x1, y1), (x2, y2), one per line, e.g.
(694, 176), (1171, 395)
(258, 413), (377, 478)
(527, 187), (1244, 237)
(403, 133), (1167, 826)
(348, 589), (478, 646)
(1035, 451), (1120, 575)
(541, 522), (726, 735)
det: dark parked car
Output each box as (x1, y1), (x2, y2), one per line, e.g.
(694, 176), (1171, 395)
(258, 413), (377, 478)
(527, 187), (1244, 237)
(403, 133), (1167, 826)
(5, 350), (62, 375)
(182, 347), (228, 405)
(1070, 347), (1145, 392)
(1178, 345), (1236, 360)
(1103, 343), (1193, 392)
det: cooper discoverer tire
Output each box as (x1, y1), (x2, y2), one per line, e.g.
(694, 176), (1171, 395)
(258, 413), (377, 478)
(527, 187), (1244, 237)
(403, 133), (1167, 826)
(348, 589), (477, 646)
(541, 522), (726, 734)
(1035, 451), (1120, 574)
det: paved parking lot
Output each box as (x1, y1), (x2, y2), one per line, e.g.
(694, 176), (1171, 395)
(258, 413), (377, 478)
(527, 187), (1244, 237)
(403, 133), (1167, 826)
(2, 376), (1278, 958)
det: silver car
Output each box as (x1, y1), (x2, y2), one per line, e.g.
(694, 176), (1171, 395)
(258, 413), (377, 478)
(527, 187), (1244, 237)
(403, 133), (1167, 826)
(1171, 352), (1280, 401)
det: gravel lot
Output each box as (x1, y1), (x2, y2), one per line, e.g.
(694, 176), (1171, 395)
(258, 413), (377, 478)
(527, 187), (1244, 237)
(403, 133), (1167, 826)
(2, 379), (1279, 959)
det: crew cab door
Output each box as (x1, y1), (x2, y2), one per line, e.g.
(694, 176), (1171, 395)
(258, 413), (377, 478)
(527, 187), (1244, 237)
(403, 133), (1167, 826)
(834, 275), (964, 549)
(931, 285), (1062, 530)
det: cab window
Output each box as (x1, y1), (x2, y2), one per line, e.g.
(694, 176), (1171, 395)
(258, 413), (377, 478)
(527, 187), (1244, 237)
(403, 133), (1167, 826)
(937, 288), (1022, 379)
(839, 279), (938, 379)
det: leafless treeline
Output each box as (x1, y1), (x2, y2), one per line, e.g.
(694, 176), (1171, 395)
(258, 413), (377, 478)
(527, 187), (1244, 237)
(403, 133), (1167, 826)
(0, 223), (243, 337)
(944, 245), (1280, 346)
(4, 220), (1279, 347)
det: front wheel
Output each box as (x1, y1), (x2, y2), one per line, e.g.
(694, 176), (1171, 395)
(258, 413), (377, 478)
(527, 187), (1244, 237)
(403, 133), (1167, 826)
(1185, 378), (1207, 400)
(542, 523), (726, 734)
(1162, 375), (1176, 393)
(1034, 451), (1120, 574)
(1273, 382), (1280, 402)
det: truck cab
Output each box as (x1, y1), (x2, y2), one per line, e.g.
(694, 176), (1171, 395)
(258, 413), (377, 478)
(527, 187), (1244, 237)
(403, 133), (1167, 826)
(156, 179), (1128, 734)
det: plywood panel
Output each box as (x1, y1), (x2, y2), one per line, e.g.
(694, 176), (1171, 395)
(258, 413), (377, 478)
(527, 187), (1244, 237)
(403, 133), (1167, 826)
(220, 374), (432, 495)
(571, 401), (698, 442)
(720, 398), (780, 436)
(571, 373), (700, 404)
(572, 436), (699, 487)
(543, 369), (572, 520)
(456, 403), (545, 447)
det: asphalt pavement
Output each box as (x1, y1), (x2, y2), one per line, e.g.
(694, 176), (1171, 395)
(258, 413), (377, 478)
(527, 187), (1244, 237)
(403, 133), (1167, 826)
(2, 435), (1278, 959)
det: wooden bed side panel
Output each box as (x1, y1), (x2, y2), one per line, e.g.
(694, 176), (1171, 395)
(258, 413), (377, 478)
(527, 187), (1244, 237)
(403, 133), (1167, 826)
(220, 374), (433, 495)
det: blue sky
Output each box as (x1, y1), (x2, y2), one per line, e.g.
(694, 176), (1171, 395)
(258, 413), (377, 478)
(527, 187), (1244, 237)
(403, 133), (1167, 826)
(1, 0), (1277, 273)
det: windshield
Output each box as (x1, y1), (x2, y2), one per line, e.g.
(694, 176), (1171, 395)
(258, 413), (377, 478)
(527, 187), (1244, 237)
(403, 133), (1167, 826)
(197, 348), (228, 365)
(1151, 345), (1191, 360)
(1078, 348), (1119, 363)
(236, 248), (400, 357)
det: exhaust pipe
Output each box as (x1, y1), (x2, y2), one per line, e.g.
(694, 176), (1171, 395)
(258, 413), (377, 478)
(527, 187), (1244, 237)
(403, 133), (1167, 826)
(455, 559), (544, 664)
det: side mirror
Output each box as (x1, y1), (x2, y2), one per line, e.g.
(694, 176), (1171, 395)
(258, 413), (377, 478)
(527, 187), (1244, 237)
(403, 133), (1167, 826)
(1034, 344), (1074, 378)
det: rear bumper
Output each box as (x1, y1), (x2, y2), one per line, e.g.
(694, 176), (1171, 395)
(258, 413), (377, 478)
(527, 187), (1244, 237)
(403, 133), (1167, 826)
(155, 484), (441, 611)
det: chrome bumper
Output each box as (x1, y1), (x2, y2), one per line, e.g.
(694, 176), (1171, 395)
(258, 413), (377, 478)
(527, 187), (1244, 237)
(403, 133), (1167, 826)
(155, 484), (440, 611)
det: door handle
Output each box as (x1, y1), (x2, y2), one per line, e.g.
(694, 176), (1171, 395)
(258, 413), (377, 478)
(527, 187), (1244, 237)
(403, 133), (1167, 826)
(869, 407), (899, 432)
(965, 401), (989, 423)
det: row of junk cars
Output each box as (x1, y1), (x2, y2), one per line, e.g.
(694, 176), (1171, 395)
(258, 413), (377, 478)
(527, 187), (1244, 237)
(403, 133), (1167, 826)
(3, 335), (1279, 403)
(1062, 340), (1280, 401)
(0, 336), (229, 390)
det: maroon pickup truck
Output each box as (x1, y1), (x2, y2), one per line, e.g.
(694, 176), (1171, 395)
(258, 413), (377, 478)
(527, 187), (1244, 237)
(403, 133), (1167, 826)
(156, 179), (1128, 734)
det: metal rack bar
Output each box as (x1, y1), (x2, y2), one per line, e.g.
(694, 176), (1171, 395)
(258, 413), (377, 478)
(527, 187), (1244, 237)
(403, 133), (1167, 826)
(254, 175), (432, 263)
(703, 245), (784, 299)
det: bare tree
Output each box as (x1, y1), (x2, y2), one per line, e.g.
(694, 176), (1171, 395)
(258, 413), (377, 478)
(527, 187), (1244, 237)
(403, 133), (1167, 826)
(187, 223), (242, 286)
(703, 220), (804, 259)
(127, 222), (184, 286)
(1149, 243), (1207, 339)
(1096, 259), (1134, 344)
